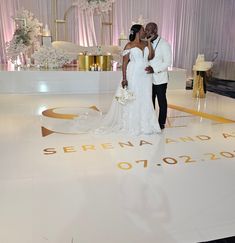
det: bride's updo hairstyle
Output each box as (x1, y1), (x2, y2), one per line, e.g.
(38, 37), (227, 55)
(129, 24), (142, 41)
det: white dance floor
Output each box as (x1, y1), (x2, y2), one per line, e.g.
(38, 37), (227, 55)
(0, 87), (235, 242)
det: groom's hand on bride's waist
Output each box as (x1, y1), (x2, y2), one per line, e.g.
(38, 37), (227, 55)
(145, 66), (154, 74)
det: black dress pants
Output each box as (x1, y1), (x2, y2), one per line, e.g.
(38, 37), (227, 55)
(152, 83), (168, 126)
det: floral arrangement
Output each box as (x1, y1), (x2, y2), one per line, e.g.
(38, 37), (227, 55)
(73, 0), (115, 14)
(115, 86), (135, 105)
(32, 46), (74, 69)
(6, 8), (42, 63)
(131, 15), (148, 26)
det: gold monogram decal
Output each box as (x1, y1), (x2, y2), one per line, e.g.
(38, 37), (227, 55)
(41, 106), (100, 137)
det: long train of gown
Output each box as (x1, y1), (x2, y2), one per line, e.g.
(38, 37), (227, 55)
(93, 47), (161, 136)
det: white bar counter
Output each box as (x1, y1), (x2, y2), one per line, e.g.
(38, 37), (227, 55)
(0, 64), (186, 94)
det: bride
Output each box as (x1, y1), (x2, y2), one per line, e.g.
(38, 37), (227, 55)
(94, 24), (161, 136)
(73, 24), (161, 136)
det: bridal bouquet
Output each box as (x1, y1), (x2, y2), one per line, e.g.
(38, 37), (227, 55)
(115, 86), (135, 105)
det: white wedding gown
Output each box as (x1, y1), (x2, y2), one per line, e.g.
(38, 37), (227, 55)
(93, 46), (161, 136)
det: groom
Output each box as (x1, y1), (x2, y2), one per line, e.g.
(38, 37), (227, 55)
(145, 22), (172, 130)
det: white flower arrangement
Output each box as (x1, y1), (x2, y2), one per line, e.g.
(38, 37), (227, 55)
(6, 8), (42, 63)
(115, 86), (135, 105)
(32, 46), (74, 68)
(131, 15), (148, 26)
(73, 0), (115, 14)
(6, 38), (28, 63)
(16, 8), (42, 45)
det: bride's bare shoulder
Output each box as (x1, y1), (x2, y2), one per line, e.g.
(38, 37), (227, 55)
(124, 42), (132, 50)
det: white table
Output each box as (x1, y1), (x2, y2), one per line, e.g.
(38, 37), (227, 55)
(0, 64), (186, 94)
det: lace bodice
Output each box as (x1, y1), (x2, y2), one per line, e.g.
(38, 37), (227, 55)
(122, 47), (149, 63)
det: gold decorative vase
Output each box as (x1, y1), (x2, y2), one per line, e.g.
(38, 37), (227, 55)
(78, 54), (112, 71)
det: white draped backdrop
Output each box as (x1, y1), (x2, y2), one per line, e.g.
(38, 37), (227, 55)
(0, 0), (235, 74)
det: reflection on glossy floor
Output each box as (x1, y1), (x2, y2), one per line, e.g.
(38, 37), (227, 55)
(0, 90), (235, 243)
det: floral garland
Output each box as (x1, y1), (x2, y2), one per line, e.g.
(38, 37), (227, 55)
(6, 8), (42, 63)
(32, 46), (74, 69)
(73, 0), (115, 14)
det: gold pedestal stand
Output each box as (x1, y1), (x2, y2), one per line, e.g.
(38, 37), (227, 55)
(192, 72), (206, 98)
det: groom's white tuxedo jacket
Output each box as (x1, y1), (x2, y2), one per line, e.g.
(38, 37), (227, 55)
(149, 36), (172, 85)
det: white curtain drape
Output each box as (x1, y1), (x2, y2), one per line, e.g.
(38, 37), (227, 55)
(0, 0), (19, 63)
(0, 0), (235, 74)
(70, 8), (97, 46)
(113, 0), (235, 74)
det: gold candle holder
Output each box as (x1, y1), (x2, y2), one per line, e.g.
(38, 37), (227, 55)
(78, 54), (112, 71)
(106, 54), (112, 71)
(96, 55), (112, 71)
(78, 54), (95, 71)
(96, 55), (106, 71)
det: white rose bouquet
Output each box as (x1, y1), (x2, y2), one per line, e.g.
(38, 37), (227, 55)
(115, 86), (135, 105)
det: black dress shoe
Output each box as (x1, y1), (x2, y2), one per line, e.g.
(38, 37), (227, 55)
(160, 124), (165, 129)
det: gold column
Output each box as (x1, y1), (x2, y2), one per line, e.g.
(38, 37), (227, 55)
(101, 3), (113, 45)
(51, 0), (57, 39)
(55, 19), (66, 41)
(64, 5), (76, 41)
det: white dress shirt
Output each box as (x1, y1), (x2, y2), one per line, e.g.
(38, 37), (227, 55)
(149, 36), (172, 85)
